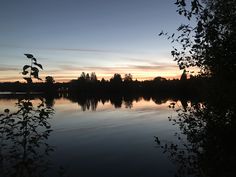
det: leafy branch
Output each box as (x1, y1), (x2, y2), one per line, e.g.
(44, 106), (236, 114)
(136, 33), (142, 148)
(22, 54), (43, 83)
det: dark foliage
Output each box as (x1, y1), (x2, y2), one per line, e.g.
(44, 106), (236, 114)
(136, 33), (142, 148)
(155, 82), (236, 177)
(22, 54), (43, 84)
(0, 54), (58, 177)
(160, 0), (236, 80)
(155, 1), (236, 176)
(0, 97), (54, 177)
(0, 72), (209, 98)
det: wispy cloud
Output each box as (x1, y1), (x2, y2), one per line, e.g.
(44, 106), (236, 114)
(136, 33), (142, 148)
(0, 76), (22, 82)
(0, 44), (133, 54)
(130, 64), (177, 70)
(125, 57), (154, 63)
(0, 65), (19, 72)
(59, 63), (177, 72)
(45, 47), (119, 54)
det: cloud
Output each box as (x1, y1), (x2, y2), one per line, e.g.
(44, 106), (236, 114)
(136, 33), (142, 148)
(57, 63), (179, 77)
(124, 57), (177, 67)
(0, 76), (22, 82)
(125, 57), (154, 63)
(59, 65), (128, 72)
(130, 64), (177, 70)
(0, 42), (144, 56)
(0, 65), (19, 72)
(0, 44), (130, 54)
(46, 47), (119, 54)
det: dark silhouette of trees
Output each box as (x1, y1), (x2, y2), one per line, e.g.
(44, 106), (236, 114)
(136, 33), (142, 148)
(124, 73), (133, 83)
(45, 76), (55, 84)
(155, 2), (236, 175)
(160, 0), (236, 79)
(155, 84), (236, 177)
(44, 76), (57, 93)
(109, 73), (123, 92)
(180, 69), (187, 81)
(78, 72), (86, 81)
(0, 98), (54, 177)
(153, 76), (166, 82)
(0, 71), (208, 97)
(110, 73), (122, 83)
(90, 72), (97, 82)
(0, 54), (57, 177)
(85, 73), (90, 81)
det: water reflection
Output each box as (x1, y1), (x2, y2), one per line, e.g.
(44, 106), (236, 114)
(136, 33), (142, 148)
(155, 89), (236, 177)
(0, 94), (185, 177)
(0, 93), (201, 177)
(0, 97), (54, 177)
(0, 93), (193, 112)
(64, 94), (181, 111)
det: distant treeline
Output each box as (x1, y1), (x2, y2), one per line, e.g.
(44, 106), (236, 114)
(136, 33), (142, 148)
(0, 72), (210, 96)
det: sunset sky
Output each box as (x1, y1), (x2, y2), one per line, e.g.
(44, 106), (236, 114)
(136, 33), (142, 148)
(0, 0), (190, 82)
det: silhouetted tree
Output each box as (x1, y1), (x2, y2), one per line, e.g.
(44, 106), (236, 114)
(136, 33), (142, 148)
(78, 72), (86, 81)
(0, 98), (54, 177)
(124, 73), (133, 82)
(160, 0), (236, 79)
(0, 54), (56, 177)
(109, 73), (123, 92)
(155, 84), (236, 177)
(180, 69), (187, 80)
(90, 72), (97, 82)
(45, 76), (55, 84)
(110, 73), (122, 83)
(85, 73), (90, 81)
(153, 76), (167, 82)
(101, 78), (106, 83)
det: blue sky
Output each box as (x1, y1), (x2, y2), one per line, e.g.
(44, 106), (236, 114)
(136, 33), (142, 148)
(0, 0), (188, 82)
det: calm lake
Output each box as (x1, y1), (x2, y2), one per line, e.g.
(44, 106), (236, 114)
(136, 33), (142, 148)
(0, 94), (194, 177)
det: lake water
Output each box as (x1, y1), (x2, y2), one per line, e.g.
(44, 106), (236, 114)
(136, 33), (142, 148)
(0, 95), (188, 177)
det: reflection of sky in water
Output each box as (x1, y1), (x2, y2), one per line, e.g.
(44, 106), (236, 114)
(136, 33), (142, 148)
(0, 97), (181, 177)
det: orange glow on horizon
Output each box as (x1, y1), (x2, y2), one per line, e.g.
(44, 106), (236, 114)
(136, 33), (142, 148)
(0, 65), (200, 83)
(0, 73), (182, 83)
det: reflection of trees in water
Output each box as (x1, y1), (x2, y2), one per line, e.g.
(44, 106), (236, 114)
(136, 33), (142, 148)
(44, 96), (55, 108)
(124, 100), (133, 109)
(0, 97), (54, 177)
(155, 89), (236, 177)
(152, 97), (170, 105)
(110, 96), (122, 108)
(79, 98), (99, 111)
(65, 94), (177, 111)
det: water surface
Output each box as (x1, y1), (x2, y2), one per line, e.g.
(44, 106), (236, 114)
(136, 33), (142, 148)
(0, 95), (185, 177)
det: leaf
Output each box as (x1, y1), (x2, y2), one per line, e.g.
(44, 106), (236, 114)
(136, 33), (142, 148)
(31, 70), (42, 80)
(155, 136), (161, 145)
(32, 57), (37, 62)
(23, 77), (32, 84)
(23, 65), (31, 71)
(197, 21), (203, 33)
(24, 54), (34, 58)
(180, 0), (186, 7)
(22, 71), (29, 75)
(158, 31), (163, 36)
(31, 71), (39, 79)
(195, 39), (201, 43)
(31, 67), (39, 73)
(34, 62), (43, 70)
